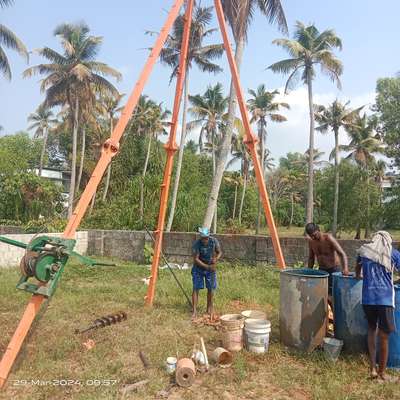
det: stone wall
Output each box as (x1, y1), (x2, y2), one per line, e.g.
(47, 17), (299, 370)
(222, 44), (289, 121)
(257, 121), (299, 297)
(0, 225), (23, 235)
(2, 228), (398, 268)
(0, 231), (88, 268)
(87, 230), (396, 267)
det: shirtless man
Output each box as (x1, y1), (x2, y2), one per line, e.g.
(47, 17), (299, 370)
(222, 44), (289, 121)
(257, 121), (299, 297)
(306, 223), (349, 298)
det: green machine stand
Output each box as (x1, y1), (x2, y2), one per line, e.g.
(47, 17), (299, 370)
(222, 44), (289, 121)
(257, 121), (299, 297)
(0, 235), (115, 298)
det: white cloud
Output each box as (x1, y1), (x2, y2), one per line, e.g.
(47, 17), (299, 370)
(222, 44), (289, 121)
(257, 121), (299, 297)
(267, 88), (375, 164)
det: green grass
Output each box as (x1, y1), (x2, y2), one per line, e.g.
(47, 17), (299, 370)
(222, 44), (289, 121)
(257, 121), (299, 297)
(0, 260), (399, 400)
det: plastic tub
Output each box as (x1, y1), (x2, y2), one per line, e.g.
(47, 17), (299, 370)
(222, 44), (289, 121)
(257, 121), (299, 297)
(244, 319), (271, 353)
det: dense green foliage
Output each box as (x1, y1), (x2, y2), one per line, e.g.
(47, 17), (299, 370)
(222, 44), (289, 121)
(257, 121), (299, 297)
(0, 133), (63, 224)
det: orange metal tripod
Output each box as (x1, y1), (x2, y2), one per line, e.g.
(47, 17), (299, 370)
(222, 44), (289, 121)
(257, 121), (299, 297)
(0, 0), (285, 389)
(145, 0), (286, 306)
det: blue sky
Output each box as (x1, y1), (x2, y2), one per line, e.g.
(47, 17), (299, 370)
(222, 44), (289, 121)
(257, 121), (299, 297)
(0, 0), (399, 162)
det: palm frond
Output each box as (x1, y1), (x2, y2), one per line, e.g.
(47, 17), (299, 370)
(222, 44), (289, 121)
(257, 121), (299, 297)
(0, 24), (28, 60)
(270, 113), (287, 122)
(0, 45), (11, 79)
(271, 38), (304, 57)
(284, 66), (302, 93)
(257, 0), (288, 34)
(84, 61), (122, 81)
(91, 74), (119, 97)
(0, 0), (14, 8)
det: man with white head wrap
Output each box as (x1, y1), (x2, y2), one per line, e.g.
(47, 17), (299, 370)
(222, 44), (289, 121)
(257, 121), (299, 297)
(356, 231), (400, 381)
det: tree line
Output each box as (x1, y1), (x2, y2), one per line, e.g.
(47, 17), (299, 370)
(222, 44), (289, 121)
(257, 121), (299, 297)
(1, 1), (400, 237)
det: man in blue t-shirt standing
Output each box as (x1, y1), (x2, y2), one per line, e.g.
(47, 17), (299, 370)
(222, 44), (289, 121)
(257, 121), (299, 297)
(356, 231), (400, 382)
(191, 227), (222, 319)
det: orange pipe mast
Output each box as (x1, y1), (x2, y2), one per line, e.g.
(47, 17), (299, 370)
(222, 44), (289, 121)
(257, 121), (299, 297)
(145, 0), (194, 307)
(0, 295), (44, 388)
(213, 0), (286, 268)
(0, 0), (186, 389)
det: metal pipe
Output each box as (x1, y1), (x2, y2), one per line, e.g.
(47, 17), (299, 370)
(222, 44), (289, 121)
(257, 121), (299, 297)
(145, 0), (194, 306)
(0, 236), (27, 249)
(213, 0), (286, 268)
(0, 295), (45, 388)
(145, 228), (192, 309)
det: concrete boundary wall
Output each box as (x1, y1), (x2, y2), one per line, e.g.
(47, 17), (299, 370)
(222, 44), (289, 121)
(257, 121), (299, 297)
(0, 231), (88, 268)
(2, 229), (398, 268)
(87, 230), (397, 267)
(0, 225), (23, 235)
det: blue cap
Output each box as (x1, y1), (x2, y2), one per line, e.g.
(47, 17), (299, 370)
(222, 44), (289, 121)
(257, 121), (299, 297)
(198, 227), (210, 238)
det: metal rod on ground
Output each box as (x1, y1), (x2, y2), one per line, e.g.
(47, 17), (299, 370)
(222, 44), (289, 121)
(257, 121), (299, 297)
(145, 228), (192, 309)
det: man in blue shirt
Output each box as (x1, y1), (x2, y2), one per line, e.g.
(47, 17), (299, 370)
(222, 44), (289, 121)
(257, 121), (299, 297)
(355, 231), (400, 381)
(191, 227), (222, 319)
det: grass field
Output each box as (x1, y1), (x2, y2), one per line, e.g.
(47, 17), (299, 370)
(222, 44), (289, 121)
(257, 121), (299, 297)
(0, 260), (399, 400)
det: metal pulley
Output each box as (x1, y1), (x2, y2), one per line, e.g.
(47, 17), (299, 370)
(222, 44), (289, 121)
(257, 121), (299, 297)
(20, 250), (61, 283)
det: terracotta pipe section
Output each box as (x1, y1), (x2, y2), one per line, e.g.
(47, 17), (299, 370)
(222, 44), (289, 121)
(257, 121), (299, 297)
(145, 0), (194, 306)
(213, 0), (286, 268)
(0, 295), (45, 389)
(63, 0), (186, 239)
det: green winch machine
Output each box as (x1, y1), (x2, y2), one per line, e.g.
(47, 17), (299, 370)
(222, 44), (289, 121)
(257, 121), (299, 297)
(0, 235), (115, 297)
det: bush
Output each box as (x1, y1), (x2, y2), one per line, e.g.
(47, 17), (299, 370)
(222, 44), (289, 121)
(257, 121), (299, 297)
(24, 218), (67, 233)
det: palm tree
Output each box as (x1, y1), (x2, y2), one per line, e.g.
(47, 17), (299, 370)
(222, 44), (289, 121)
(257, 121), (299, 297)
(24, 22), (121, 217)
(247, 84), (289, 233)
(341, 114), (385, 237)
(373, 159), (386, 207)
(224, 172), (241, 219)
(228, 126), (251, 225)
(98, 93), (124, 201)
(186, 83), (228, 232)
(203, 0), (287, 229)
(315, 100), (363, 236)
(269, 21), (343, 223)
(27, 104), (57, 176)
(0, 0), (28, 80)
(134, 95), (170, 222)
(161, 4), (224, 232)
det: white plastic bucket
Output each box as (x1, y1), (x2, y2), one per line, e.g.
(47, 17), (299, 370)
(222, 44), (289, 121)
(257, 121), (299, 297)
(241, 310), (267, 320)
(323, 337), (343, 362)
(220, 314), (245, 352)
(244, 319), (271, 354)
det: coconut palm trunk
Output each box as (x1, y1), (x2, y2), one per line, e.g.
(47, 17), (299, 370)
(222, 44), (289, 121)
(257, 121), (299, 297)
(211, 129), (217, 233)
(238, 170), (247, 225)
(232, 183), (238, 219)
(256, 120), (265, 233)
(139, 133), (153, 221)
(290, 192), (294, 227)
(76, 126), (86, 194)
(68, 96), (79, 218)
(38, 127), (48, 177)
(89, 193), (96, 215)
(102, 118), (113, 201)
(332, 128), (340, 236)
(166, 73), (189, 232)
(306, 70), (315, 223)
(203, 37), (245, 228)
